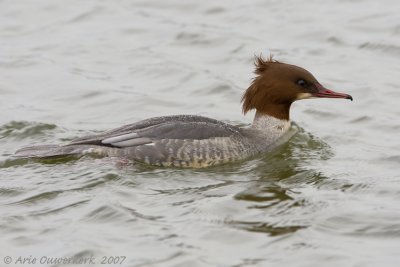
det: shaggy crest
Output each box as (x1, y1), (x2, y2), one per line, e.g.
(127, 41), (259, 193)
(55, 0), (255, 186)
(254, 54), (279, 74)
(241, 54), (282, 115)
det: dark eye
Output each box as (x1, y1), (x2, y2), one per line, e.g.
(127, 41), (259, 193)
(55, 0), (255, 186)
(297, 79), (306, 87)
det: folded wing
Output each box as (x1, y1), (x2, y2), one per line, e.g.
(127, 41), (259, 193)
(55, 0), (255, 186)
(68, 115), (242, 148)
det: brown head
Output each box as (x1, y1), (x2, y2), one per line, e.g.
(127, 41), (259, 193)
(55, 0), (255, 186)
(241, 55), (353, 120)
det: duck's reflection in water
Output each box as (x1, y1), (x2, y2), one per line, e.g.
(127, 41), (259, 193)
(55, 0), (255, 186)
(229, 125), (333, 236)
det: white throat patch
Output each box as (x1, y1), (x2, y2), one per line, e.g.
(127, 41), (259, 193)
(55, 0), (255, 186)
(296, 92), (313, 100)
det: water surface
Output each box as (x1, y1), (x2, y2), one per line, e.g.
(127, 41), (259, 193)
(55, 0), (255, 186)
(1, 0), (400, 266)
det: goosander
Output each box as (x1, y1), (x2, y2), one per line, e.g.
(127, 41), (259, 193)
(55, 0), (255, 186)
(15, 56), (352, 167)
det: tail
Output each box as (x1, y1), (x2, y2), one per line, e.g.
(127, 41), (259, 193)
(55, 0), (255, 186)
(14, 144), (94, 159)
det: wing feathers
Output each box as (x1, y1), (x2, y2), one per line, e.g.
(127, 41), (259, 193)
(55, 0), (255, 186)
(111, 137), (152, 148)
(102, 132), (139, 144)
(68, 115), (242, 149)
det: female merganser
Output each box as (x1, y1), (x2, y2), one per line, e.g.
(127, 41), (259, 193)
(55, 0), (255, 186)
(15, 56), (352, 167)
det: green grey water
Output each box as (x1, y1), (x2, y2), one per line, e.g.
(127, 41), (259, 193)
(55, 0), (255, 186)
(1, 0), (400, 266)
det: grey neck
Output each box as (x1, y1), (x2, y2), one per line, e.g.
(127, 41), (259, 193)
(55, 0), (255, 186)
(251, 111), (291, 137)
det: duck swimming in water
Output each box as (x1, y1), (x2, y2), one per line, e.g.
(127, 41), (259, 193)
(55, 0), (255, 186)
(15, 56), (352, 167)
